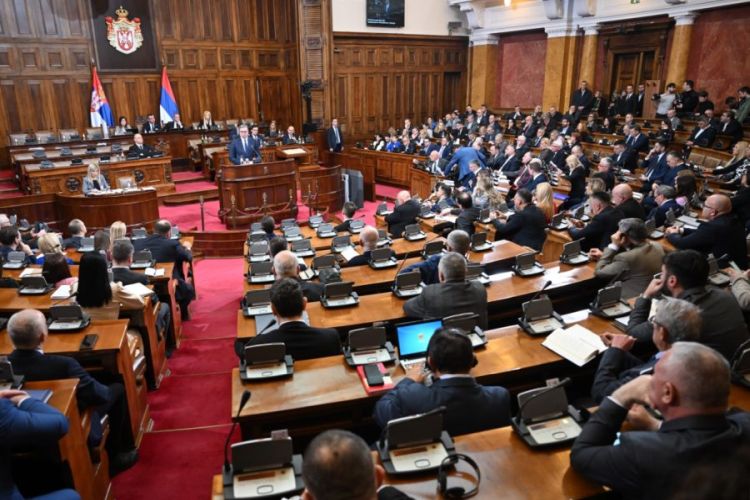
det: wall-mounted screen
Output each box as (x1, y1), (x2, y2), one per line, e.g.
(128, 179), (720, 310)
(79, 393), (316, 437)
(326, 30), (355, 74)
(366, 0), (405, 28)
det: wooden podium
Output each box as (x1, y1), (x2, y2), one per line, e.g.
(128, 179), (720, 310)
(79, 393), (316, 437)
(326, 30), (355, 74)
(217, 159), (298, 229)
(55, 189), (160, 232)
(299, 165), (343, 213)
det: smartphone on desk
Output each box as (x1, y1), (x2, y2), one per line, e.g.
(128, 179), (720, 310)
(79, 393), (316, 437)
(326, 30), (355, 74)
(80, 334), (98, 351)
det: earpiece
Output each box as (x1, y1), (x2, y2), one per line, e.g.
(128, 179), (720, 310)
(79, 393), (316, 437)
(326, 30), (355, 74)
(437, 453), (481, 499)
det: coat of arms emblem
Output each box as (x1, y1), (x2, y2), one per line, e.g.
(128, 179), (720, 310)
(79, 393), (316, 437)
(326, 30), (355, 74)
(105, 6), (143, 55)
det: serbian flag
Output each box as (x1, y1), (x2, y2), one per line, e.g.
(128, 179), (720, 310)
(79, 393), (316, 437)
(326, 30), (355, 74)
(159, 66), (179, 124)
(89, 66), (113, 127)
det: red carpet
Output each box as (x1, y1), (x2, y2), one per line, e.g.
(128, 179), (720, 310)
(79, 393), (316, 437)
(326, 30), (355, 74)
(166, 338), (238, 376)
(148, 372), (233, 430)
(173, 171), (206, 182)
(175, 180), (217, 193)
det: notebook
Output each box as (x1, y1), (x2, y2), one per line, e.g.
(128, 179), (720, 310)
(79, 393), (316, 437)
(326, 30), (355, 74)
(541, 324), (607, 367)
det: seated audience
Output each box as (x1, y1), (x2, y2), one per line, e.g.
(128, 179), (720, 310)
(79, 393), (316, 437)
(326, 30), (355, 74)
(593, 157), (617, 191)
(236, 278), (341, 360)
(685, 116), (716, 149)
(374, 327), (510, 436)
(333, 202), (358, 233)
(647, 185), (681, 228)
(491, 189), (547, 251)
(109, 221), (127, 243)
(569, 191), (623, 251)
(384, 191), (420, 237)
(75, 252), (146, 320)
(345, 226), (392, 267)
(665, 194), (749, 268)
(62, 219), (87, 249)
(301, 429), (409, 500)
(94, 230), (110, 261)
(611, 183), (645, 220)
(0, 388), (79, 500)
(571, 342), (750, 499)
(727, 267), (750, 311)
(7, 309), (138, 475)
(42, 253), (76, 288)
(534, 182), (555, 223)
(401, 229), (469, 285)
(590, 218), (665, 299)
(559, 155), (587, 211)
(111, 239), (148, 286)
(447, 192), (479, 236)
(591, 297), (701, 403)
(273, 250), (322, 301)
(625, 250), (749, 361)
(403, 252), (488, 329)
(35, 233), (72, 265)
(0, 226), (33, 264)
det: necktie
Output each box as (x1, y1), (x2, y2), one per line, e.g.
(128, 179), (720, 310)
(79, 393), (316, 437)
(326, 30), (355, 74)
(334, 128), (340, 143)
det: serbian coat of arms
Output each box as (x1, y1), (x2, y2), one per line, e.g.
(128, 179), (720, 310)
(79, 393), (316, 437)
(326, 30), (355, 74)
(105, 6), (143, 55)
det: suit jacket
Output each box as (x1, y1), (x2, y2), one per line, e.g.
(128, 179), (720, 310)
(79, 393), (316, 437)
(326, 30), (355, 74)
(373, 376), (511, 436)
(248, 134), (263, 151)
(666, 214), (749, 268)
(385, 199), (420, 237)
(229, 137), (262, 165)
(647, 198), (682, 228)
(641, 153), (669, 193)
(629, 133), (649, 153)
(404, 280), (488, 329)
(569, 206), (624, 251)
(127, 142), (155, 157)
(62, 235), (83, 249)
(492, 204), (547, 251)
(402, 253), (442, 285)
(425, 158), (447, 174)
(133, 234), (192, 279)
(454, 207), (480, 236)
(164, 120), (184, 131)
(82, 174), (110, 194)
(571, 397), (750, 500)
(661, 164), (687, 189)
(626, 287), (749, 361)
(281, 133), (299, 145)
(112, 266), (148, 286)
(617, 198), (646, 220)
(563, 167), (587, 201)
(595, 242), (665, 298)
(611, 149), (637, 171)
(444, 147), (486, 180)
(327, 126), (343, 151)
(197, 119), (217, 130)
(1, 398), (69, 500)
(571, 89), (594, 114)
(142, 122), (160, 133)
(590, 348), (659, 403)
(525, 173), (549, 194)
(239, 321), (341, 360)
(496, 154), (520, 174)
(688, 126), (716, 148)
(719, 119), (743, 143)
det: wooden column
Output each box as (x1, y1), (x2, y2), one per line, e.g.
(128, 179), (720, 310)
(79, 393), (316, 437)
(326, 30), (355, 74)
(542, 28), (578, 110)
(468, 34), (499, 107)
(296, 0), (334, 127)
(664, 13), (697, 87)
(579, 25), (599, 88)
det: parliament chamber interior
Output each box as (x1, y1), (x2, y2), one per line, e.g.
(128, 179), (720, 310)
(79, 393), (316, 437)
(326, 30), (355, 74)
(1, 0), (750, 499)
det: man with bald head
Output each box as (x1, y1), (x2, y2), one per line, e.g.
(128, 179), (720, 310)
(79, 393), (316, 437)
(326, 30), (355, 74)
(571, 342), (750, 499)
(422, 150), (446, 174)
(384, 190), (420, 237)
(273, 250), (323, 302)
(7, 309), (138, 474)
(666, 193), (748, 267)
(127, 132), (155, 157)
(401, 229), (470, 285)
(611, 183), (645, 220)
(345, 225), (393, 267)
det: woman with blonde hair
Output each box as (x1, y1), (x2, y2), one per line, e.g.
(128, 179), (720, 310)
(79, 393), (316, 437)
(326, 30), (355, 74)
(35, 232), (74, 265)
(533, 182), (555, 223)
(110, 221), (127, 242)
(713, 141), (748, 180)
(472, 169), (505, 211)
(559, 154), (587, 211)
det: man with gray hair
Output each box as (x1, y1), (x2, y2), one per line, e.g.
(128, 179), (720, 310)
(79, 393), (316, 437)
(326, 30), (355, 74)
(591, 297), (701, 403)
(401, 229), (470, 285)
(589, 217), (665, 298)
(403, 252), (487, 328)
(229, 123), (261, 165)
(273, 249), (323, 302)
(572, 342), (750, 499)
(647, 184), (681, 228)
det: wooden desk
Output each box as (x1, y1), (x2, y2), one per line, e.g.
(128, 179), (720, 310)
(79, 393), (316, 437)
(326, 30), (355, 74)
(211, 425), (605, 500)
(0, 320), (150, 446)
(544, 228), (676, 265)
(22, 156), (175, 195)
(22, 379), (99, 500)
(55, 190), (160, 232)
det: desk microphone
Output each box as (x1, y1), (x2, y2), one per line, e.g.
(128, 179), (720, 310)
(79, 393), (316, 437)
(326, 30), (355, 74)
(223, 390), (252, 473)
(515, 377), (571, 424)
(257, 318), (276, 335)
(528, 280), (552, 303)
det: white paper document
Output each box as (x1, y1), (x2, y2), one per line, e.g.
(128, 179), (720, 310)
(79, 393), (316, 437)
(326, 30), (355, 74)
(542, 324), (607, 367)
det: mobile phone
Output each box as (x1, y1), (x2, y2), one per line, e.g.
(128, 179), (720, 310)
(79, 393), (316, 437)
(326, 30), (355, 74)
(653, 272), (662, 280)
(80, 334), (98, 351)
(363, 364), (384, 386)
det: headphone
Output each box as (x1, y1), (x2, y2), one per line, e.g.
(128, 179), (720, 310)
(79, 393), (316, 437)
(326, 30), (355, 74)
(437, 453), (481, 499)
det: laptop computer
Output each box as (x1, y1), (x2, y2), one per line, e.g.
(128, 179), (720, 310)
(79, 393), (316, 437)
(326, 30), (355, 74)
(395, 319), (442, 371)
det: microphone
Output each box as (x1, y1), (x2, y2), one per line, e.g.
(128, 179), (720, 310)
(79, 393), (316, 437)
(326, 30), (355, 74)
(515, 378), (571, 424)
(528, 280), (552, 303)
(257, 318), (277, 335)
(224, 390), (252, 473)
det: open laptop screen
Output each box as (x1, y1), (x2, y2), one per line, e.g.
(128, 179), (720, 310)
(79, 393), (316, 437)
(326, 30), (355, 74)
(395, 319), (442, 359)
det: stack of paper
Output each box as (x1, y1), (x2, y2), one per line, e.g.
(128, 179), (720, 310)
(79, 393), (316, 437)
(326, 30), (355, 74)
(542, 324), (607, 367)
(51, 285), (72, 300)
(144, 267), (165, 277)
(122, 282), (154, 297)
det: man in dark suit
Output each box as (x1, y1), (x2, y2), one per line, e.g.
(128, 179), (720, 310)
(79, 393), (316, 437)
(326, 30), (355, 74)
(647, 185), (682, 228)
(127, 133), (155, 157)
(281, 125), (299, 145)
(611, 184), (646, 220)
(591, 297), (701, 403)
(301, 430), (411, 500)
(236, 278), (341, 360)
(685, 116), (716, 149)
(420, 150), (447, 174)
(345, 226), (393, 267)
(385, 191), (420, 237)
(248, 125), (263, 151)
(273, 250), (323, 302)
(327, 118), (343, 152)
(142, 114), (160, 133)
(569, 191), (624, 251)
(133, 219), (194, 320)
(403, 252), (488, 329)
(627, 125), (649, 153)
(229, 124), (262, 165)
(401, 229), (469, 285)
(1, 388), (79, 500)
(624, 250), (749, 361)
(619, 84), (638, 116)
(163, 112), (184, 131)
(571, 342), (750, 499)
(524, 160), (549, 194)
(636, 83), (646, 116)
(495, 144), (520, 175)
(61, 218), (86, 249)
(666, 194), (748, 268)
(436, 137), (452, 160)
(374, 327), (511, 436)
(419, 138), (439, 157)
(448, 192), (480, 236)
(571, 81), (594, 115)
(639, 140), (669, 194)
(333, 202), (358, 233)
(610, 140), (637, 172)
(7, 309), (138, 475)
(401, 137), (416, 155)
(520, 115), (537, 139)
(491, 189), (547, 251)
(718, 111), (743, 144)
(111, 239), (148, 286)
